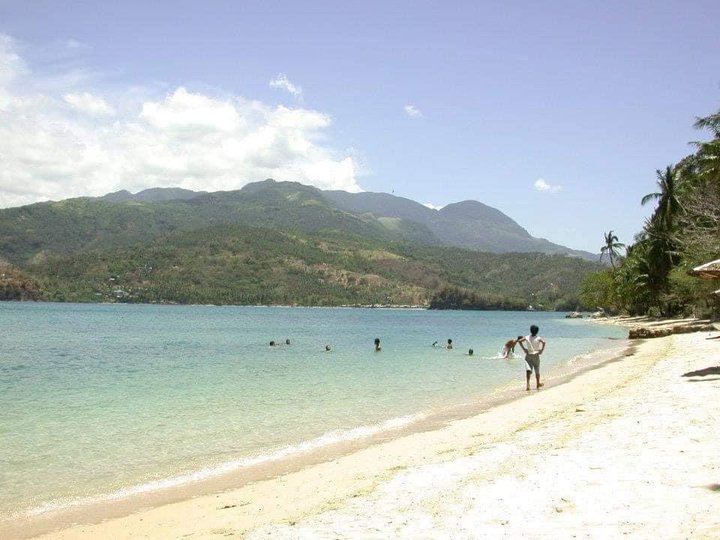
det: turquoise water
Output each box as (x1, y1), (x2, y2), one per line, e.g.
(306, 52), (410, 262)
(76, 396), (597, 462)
(0, 303), (626, 520)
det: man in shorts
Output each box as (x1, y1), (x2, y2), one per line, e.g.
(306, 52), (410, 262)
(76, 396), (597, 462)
(519, 324), (546, 391)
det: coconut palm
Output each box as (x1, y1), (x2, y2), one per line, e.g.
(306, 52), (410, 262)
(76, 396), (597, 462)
(599, 230), (624, 269)
(641, 166), (684, 231)
(694, 110), (720, 137)
(692, 110), (720, 184)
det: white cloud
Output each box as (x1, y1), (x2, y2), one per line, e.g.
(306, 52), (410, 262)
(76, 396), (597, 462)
(64, 92), (115, 116)
(140, 87), (239, 131)
(0, 36), (361, 208)
(534, 178), (562, 193)
(0, 34), (27, 86)
(422, 202), (444, 210)
(269, 73), (303, 99)
(404, 104), (422, 118)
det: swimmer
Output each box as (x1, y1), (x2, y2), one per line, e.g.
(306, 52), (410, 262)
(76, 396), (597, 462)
(502, 336), (524, 358)
(374, 337), (381, 352)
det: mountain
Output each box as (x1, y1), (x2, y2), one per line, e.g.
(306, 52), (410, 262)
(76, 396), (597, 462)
(0, 180), (593, 266)
(0, 180), (603, 308)
(323, 191), (594, 259)
(100, 187), (205, 203)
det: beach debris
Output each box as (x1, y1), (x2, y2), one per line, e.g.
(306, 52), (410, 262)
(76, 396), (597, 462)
(628, 323), (716, 339)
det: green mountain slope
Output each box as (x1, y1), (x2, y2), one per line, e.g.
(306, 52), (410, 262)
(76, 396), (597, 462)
(0, 181), (433, 266)
(24, 224), (600, 309)
(324, 190), (594, 258)
(0, 179), (601, 309)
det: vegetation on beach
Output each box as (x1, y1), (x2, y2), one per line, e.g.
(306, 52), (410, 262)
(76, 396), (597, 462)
(0, 262), (43, 301)
(580, 106), (720, 318)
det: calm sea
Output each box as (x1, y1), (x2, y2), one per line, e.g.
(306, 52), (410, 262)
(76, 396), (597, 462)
(0, 302), (626, 522)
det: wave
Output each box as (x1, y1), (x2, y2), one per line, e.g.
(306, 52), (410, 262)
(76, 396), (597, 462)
(21, 412), (427, 518)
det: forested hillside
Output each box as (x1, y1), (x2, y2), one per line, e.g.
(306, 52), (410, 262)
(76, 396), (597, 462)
(0, 180), (602, 309)
(14, 225), (598, 309)
(579, 106), (720, 318)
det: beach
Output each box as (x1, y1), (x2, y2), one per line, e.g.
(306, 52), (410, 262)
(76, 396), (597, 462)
(10, 327), (717, 539)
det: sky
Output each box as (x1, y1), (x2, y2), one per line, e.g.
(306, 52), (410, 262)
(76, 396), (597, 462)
(0, 1), (718, 253)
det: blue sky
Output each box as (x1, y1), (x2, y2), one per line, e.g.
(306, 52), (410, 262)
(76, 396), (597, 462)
(0, 1), (718, 253)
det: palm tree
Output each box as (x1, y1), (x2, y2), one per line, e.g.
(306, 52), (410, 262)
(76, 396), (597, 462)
(693, 110), (720, 137)
(641, 166), (684, 231)
(692, 110), (720, 184)
(599, 230), (625, 269)
(638, 166), (685, 313)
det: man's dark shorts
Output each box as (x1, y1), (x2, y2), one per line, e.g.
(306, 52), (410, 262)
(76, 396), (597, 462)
(525, 353), (540, 373)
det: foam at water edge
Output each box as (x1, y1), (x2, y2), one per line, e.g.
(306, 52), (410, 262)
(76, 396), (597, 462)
(22, 413), (427, 518)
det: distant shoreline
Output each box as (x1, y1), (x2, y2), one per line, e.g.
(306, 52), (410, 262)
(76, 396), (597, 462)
(0, 298), (565, 312)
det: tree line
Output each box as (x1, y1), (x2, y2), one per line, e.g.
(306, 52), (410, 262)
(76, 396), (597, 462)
(2, 223), (601, 310)
(580, 106), (720, 318)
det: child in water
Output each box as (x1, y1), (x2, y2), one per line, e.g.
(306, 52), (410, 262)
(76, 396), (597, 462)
(502, 336), (524, 358)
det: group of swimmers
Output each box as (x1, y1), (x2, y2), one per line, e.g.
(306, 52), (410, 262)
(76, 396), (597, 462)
(270, 338), (333, 351)
(430, 339), (473, 356)
(432, 325), (547, 391)
(270, 325), (545, 392)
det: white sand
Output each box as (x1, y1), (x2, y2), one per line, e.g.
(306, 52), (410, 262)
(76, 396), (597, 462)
(24, 331), (720, 539)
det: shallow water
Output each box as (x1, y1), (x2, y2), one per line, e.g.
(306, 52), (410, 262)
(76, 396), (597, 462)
(0, 303), (625, 520)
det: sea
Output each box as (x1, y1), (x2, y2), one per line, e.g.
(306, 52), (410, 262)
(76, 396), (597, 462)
(0, 302), (627, 526)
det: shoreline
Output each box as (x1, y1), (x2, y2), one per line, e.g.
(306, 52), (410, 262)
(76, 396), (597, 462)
(2, 329), (633, 539)
(8, 321), (719, 538)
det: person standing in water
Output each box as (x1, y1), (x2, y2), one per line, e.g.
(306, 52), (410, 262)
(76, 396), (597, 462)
(374, 337), (381, 352)
(518, 325), (545, 391)
(502, 336), (524, 358)
(446, 338), (453, 349)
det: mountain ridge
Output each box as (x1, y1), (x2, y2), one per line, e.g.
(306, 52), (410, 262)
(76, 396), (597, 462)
(0, 179), (595, 266)
(0, 180), (602, 308)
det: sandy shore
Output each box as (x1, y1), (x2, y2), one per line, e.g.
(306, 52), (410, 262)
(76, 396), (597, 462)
(17, 329), (720, 539)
